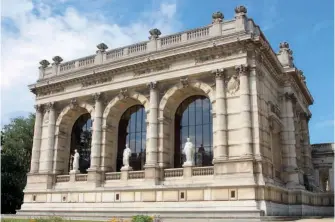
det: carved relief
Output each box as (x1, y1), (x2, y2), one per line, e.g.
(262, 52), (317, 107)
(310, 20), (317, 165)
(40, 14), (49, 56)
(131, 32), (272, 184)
(70, 98), (78, 109)
(147, 81), (158, 90)
(118, 89), (129, 100)
(133, 64), (170, 77)
(34, 104), (44, 113)
(81, 76), (113, 88)
(180, 77), (189, 88)
(226, 74), (240, 96)
(46, 102), (55, 111)
(37, 87), (65, 97)
(194, 50), (238, 65)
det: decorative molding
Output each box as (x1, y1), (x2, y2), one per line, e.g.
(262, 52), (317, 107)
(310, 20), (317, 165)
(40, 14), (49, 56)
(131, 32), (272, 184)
(284, 92), (297, 103)
(212, 11), (224, 24)
(149, 28), (161, 40)
(82, 76), (114, 88)
(39, 60), (50, 68)
(96, 43), (108, 52)
(52, 56), (63, 65)
(194, 50), (238, 65)
(133, 64), (170, 77)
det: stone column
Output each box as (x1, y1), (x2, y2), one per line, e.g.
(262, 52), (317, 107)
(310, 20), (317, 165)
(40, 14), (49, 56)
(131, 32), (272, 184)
(314, 169), (320, 187)
(236, 65), (253, 157)
(89, 93), (104, 170)
(212, 68), (228, 162)
(281, 93), (302, 189)
(145, 82), (160, 182)
(44, 102), (56, 173)
(30, 104), (44, 173)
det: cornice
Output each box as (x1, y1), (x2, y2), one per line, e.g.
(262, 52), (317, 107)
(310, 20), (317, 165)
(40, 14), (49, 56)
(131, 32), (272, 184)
(30, 33), (252, 97)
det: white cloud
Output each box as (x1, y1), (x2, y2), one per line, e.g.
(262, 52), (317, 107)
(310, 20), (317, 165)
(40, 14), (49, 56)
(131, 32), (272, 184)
(0, 0), (182, 126)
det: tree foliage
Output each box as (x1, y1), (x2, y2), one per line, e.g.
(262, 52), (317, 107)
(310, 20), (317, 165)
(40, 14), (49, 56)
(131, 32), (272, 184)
(1, 114), (35, 213)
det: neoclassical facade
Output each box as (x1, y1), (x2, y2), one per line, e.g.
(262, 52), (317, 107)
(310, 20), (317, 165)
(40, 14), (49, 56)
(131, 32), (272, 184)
(20, 6), (334, 220)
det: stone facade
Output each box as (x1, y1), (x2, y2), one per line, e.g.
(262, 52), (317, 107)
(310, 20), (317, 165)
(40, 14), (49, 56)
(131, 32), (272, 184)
(19, 6), (334, 220)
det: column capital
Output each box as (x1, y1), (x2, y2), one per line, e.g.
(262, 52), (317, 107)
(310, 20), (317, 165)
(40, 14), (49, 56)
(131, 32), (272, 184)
(46, 102), (55, 111)
(283, 92), (297, 103)
(92, 92), (104, 102)
(211, 68), (225, 79)
(118, 88), (129, 100)
(235, 64), (249, 76)
(147, 81), (158, 90)
(34, 104), (44, 113)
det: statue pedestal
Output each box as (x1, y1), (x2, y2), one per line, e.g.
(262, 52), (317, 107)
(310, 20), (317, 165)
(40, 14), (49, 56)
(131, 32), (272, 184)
(70, 170), (80, 174)
(183, 163), (193, 179)
(182, 161), (194, 167)
(69, 170), (79, 182)
(121, 166), (133, 171)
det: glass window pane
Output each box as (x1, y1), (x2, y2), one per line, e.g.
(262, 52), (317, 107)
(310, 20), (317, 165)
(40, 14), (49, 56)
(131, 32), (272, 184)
(181, 108), (189, 126)
(195, 125), (203, 147)
(203, 124), (210, 147)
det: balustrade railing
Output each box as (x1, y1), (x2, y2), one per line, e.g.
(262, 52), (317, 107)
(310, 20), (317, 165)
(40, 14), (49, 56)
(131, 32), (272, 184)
(56, 175), (70, 183)
(128, 171), (145, 179)
(105, 172), (121, 180)
(192, 166), (214, 176)
(75, 174), (88, 181)
(161, 34), (182, 47)
(39, 19), (248, 79)
(78, 55), (95, 67)
(164, 168), (183, 178)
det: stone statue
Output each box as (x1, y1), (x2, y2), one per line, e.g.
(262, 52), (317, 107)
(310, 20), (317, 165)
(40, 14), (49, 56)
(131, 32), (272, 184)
(71, 149), (80, 173)
(121, 144), (132, 171)
(182, 138), (195, 167)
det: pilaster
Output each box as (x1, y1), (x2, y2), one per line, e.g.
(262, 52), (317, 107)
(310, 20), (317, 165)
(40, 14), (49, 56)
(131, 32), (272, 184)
(144, 81), (160, 183)
(40, 102), (56, 173)
(212, 68), (228, 163)
(30, 104), (44, 174)
(281, 92), (303, 189)
(89, 93), (104, 170)
(236, 64), (253, 157)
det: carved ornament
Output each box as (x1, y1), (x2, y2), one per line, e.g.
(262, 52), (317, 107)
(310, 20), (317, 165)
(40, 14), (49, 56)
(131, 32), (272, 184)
(212, 11), (224, 23)
(211, 68), (225, 79)
(118, 89), (129, 100)
(96, 43), (108, 52)
(180, 77), (189, 88)
(39, 60), (50, 69)
(46, 102), (55, 111)
(52, 56), (63, 65)
(92, 92), (103, 101)
(82, 76), (114, 88)
(235, 5), (247, 14)
(70, 98), (78, 109)
(149, 28), (161, 40)
(34, 104), (44, 112)
(226, 74), (240, 96)
(235, 64), (249, 76)
(134, 64), (170, 77)
(194, 50), (238, 65)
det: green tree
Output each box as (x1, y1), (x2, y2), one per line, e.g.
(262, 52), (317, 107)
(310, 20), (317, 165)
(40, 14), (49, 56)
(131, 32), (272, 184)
(1, 114), (35, 213)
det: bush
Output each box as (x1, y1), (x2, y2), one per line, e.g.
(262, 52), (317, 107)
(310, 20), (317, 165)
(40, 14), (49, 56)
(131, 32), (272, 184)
(131, 215), (153, 222)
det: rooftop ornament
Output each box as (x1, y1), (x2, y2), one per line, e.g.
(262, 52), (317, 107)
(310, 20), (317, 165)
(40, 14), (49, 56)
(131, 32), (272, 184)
(39, 60), (50, 68)
(97, 43), (108, 52)
(149, 28), (161, 40)
(212, 11), (224, 23)
(52, 56), (63, 65)
(234, 5), (247, 14)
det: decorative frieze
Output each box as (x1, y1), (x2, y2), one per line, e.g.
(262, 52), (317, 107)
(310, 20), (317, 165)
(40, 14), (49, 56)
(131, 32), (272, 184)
(134, 64), (170, 77)
(81, 76), (114, 88)
(194, 50), (238, 65)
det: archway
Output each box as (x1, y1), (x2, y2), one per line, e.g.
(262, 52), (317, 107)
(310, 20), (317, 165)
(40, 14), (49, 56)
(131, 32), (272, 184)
(101, 91), (149, 172)
(158, 80), (215, 168)
(174, 95), (213, 168)
(69, 113), (92, 173)
(117, 105), (146, 171)
(53, 102), (94, 174)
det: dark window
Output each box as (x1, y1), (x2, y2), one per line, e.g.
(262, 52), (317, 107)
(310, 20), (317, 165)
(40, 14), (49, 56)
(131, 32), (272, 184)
(70, 113), (92, 173)
(230, 190), (236, 198)
(115, 193), (120, 200)
(180, 192), (185, 199)
(117, 105), (146, 171)
(174, 95), (213, 168)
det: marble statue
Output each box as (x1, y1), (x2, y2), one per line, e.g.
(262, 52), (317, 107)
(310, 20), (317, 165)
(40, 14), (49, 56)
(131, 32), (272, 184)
(121, 144), (132, 170)
(182, 138), (195, 166)
(71, 149), (80, 173)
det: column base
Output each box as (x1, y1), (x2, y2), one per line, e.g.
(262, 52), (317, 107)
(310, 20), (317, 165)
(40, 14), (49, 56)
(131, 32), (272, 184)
(144, 166), (161, 184)
(25, 173), (55, 190)
(87, 168), (103, 188)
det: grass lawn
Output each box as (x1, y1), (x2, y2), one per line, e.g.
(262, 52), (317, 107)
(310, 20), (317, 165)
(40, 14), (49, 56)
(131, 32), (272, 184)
(1, 219), (105, 222)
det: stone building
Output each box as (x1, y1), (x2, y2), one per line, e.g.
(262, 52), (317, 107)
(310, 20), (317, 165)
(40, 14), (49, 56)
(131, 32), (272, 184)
(19, 6), (334, 220)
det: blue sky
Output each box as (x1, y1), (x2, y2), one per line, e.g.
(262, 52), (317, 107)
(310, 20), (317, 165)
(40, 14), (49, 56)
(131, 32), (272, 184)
(1, 0), (334, 144)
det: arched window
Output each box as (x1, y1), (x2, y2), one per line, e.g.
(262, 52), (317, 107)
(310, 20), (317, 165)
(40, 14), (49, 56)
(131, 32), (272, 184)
(174, 95), (213, 168)
(70, 113), (92, 173)
(117, 105), (146, 171)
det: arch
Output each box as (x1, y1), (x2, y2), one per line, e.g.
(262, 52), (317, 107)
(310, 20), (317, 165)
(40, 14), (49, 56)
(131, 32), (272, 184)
(100, 91), (149, 171)
(53, 102), (94, 174)
(157, 80), (216, 168)
(159, 81), (215, 119)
